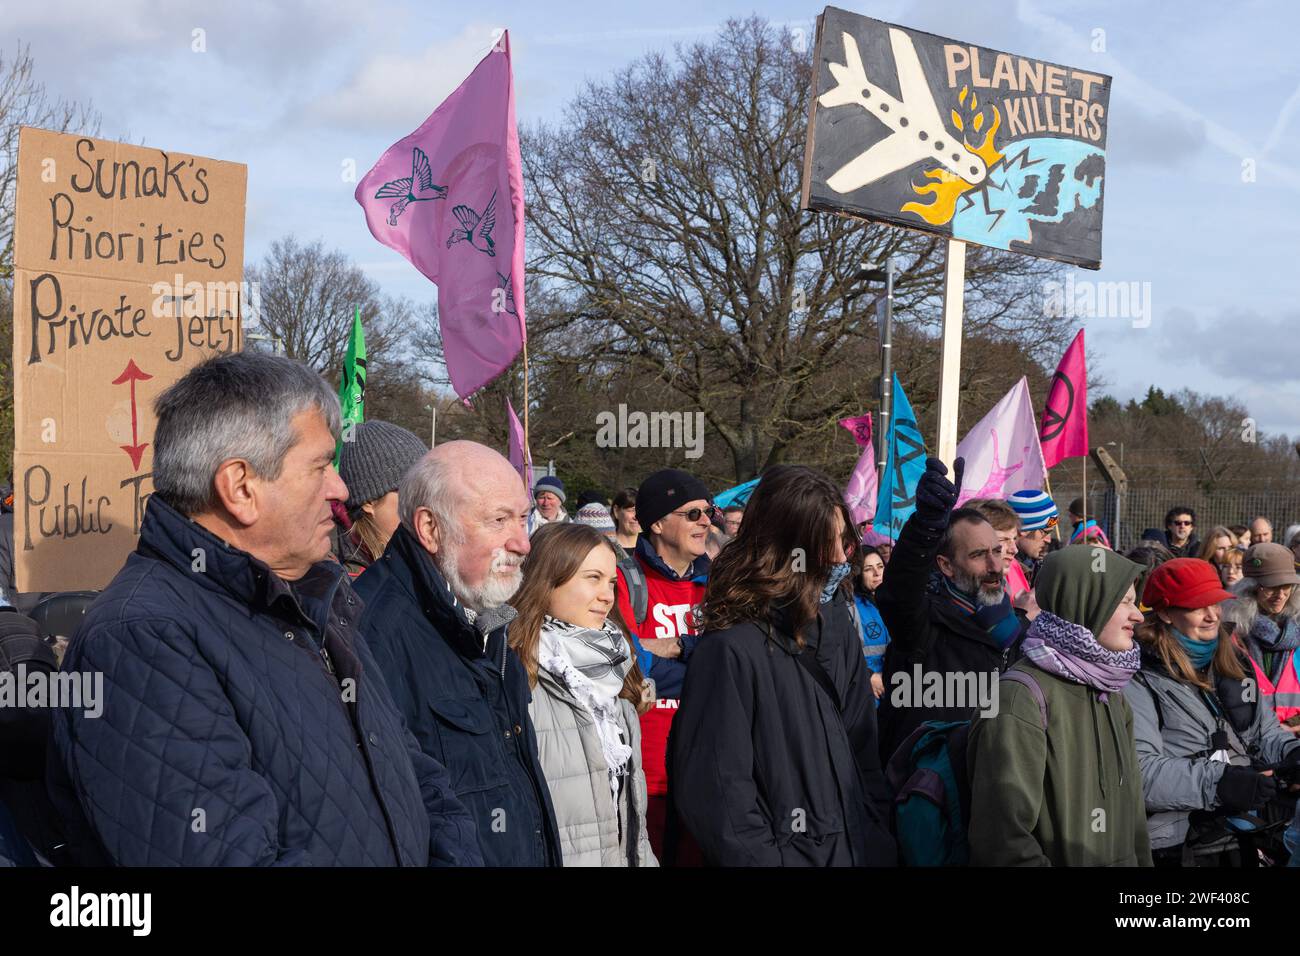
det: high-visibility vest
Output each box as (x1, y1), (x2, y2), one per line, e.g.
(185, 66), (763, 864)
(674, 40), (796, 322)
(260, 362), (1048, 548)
(1245, 646), (1300, 723)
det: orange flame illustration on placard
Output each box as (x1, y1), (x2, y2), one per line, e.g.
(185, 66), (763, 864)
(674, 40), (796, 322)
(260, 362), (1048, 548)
(902, 85), (1005, 225)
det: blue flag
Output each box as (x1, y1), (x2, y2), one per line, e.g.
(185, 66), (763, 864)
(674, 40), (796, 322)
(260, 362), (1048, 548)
(714, 477), (760, 510)
(873, 374), (927, 538)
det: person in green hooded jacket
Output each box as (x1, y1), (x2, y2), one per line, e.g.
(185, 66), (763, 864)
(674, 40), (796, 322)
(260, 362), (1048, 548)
(967, 544), (1153, 866)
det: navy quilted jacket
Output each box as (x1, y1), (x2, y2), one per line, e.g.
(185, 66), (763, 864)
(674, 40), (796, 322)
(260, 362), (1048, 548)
(355, 526), (562, 866)
(47, 495), (482, 867)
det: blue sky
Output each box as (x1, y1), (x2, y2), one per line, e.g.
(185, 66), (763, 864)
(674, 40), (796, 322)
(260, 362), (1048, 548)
(7, 0), (1299, 435)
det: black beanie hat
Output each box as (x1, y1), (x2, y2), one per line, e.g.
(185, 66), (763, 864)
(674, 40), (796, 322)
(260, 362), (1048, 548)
(636, 468), (712, 531)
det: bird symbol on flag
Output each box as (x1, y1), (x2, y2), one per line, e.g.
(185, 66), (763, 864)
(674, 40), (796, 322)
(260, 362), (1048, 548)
(446, 190), (498, 256)
(374, 147), (447, 226)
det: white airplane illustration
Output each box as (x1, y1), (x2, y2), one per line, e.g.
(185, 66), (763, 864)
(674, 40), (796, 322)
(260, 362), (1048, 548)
(818, 28), (988, 193)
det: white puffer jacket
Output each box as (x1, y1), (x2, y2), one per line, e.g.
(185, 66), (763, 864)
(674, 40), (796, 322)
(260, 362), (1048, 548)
(530, 668), (657, 867)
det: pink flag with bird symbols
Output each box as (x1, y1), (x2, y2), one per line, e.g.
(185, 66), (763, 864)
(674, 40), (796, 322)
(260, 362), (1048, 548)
(955, 377), (1047, 506)
(355, 31), (525, 399)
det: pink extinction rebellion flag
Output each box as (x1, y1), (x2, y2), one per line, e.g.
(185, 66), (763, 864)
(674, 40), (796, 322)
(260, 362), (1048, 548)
(955, 377), (1047, 506)
(843, 413), (878, 526)
(839, 413), (874, 449)
(355, 31), (526, 399)
(1040, 328), (1088, 468)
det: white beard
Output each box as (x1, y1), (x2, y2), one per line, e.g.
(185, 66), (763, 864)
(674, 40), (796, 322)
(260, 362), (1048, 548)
(440, 542), (524, 611)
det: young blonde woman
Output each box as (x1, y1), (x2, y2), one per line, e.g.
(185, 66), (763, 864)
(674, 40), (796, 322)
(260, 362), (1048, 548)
(509, 522), (657, 867)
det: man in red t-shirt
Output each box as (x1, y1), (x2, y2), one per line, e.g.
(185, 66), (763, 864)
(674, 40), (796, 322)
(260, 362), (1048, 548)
(614, 468), (712, 861)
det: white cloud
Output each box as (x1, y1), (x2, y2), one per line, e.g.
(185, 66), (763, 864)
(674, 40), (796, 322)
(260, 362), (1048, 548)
(1016, 0), (1300, 189)
(306, 24), (506, 132)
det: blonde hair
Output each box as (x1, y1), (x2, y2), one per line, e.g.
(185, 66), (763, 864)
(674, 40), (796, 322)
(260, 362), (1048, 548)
(350, 510), (390, 564)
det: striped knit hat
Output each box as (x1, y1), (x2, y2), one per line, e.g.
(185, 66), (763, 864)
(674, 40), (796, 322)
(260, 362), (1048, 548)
(1007, 489), (1059, 531)
(574, 503), (616, 533)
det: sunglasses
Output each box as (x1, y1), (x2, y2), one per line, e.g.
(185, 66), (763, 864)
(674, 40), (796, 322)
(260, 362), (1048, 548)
(671, 506), (718, 522)
(1172, 520), (1194, 527)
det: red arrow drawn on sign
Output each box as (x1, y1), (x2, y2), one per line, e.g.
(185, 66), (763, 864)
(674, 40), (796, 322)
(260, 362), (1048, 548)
(112, 359), (154, 471)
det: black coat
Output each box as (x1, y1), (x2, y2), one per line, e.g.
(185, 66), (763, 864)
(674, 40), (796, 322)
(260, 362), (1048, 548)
(875, 513), (1026, 761)
(355, 526), (562, 867)
(48, 495), (480, 866)
(668, 593), (896, 866)
(0, 608), (62, 865)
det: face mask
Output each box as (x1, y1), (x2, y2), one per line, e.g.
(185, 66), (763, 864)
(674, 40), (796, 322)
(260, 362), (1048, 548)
(1174, 627), (1218, 669)
(821, 562), (851, 604)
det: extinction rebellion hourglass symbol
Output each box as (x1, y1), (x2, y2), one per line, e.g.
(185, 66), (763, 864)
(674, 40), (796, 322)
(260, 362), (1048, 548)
(1040, 370), (1075, 442)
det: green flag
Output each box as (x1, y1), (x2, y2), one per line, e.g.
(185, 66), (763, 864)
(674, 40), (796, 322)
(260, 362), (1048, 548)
(336, 307), (367, 463)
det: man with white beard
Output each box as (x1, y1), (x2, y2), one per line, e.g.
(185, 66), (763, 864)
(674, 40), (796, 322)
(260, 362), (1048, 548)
(356, 441), (561, 867)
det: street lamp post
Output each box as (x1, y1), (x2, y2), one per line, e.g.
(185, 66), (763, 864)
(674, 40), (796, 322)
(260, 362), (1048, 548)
(853, 259), (895, 476)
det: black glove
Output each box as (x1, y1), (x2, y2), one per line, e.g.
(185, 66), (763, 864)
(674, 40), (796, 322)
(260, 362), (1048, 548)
(912, 457), (965, 530)
(1215, 765), (1278, 812)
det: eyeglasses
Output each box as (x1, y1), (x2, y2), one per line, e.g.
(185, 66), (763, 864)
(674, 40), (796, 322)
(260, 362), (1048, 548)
(1259, 584), (1295, 596)
(671, 506), (717, 522)
(1172, 520), (1194, 527)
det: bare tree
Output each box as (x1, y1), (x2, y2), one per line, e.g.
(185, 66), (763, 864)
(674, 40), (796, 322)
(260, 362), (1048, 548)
(0, 42), (101, 282)
(521, 16), (1064, 481)
(243, 235), (411, 377)
(0, 42), (100, 479)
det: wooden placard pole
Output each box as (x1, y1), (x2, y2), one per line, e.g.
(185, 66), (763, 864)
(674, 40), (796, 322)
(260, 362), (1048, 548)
(936, 239), (966, 471)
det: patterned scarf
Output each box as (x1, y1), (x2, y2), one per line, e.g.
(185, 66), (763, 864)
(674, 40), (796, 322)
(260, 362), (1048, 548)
(821, 562), (852, 604)
(942, 577), (1021, 649)
(539, 616), (634, 796)
(1021, 611), (1141, 701)
(1248, 612), (1300, 653)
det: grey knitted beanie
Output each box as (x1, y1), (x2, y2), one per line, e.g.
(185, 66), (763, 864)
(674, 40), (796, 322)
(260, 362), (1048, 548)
(338, 421), (428, 510)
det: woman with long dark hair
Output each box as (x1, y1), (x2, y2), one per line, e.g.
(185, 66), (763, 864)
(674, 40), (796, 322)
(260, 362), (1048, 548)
(853, 545), (891, 700)
(668, 465), (896, 866)
(509, 522), (657, 866)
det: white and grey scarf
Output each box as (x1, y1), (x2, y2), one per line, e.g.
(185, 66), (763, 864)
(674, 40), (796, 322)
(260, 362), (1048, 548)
(539, 615), (634, 795)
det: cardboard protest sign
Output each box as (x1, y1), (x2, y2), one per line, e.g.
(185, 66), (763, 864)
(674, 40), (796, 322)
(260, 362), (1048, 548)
(802, 7), (1111, 269)
(12, 127), (246, 591)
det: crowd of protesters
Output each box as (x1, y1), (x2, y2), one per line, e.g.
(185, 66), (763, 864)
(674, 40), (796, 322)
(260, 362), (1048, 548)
(2, 351), (1299, 868)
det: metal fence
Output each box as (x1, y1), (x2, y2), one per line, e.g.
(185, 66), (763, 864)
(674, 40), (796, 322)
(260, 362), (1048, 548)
(1084, 483), (1300, 552)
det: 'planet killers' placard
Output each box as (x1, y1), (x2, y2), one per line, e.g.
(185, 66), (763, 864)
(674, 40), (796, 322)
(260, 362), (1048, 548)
(802, 7), (1111, 269)
(12, 127), (246, 591)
